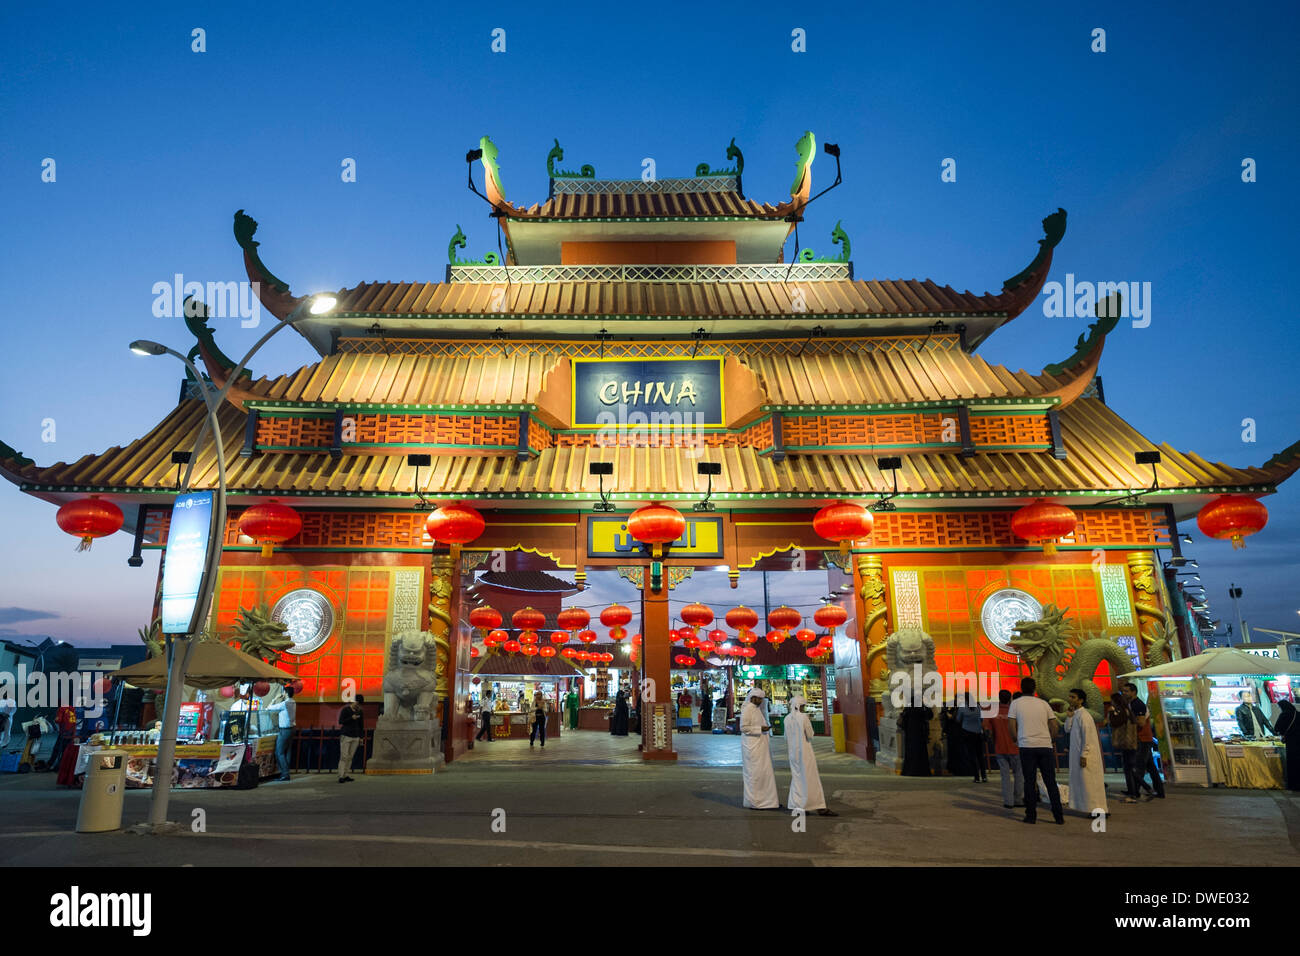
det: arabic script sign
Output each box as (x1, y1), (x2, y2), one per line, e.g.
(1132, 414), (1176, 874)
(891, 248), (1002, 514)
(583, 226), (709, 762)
(588, 515), (724, 559)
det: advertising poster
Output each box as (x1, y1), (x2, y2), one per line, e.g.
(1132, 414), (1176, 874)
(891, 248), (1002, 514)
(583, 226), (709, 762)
(159, 491), (215, 634)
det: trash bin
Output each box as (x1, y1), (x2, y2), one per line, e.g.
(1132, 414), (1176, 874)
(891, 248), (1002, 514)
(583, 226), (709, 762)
(76, 749), (127, 833)
(831, 714), (846, 753)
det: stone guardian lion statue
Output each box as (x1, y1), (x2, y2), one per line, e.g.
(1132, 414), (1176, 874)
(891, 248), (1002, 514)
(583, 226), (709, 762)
(382, 630), (438, 722)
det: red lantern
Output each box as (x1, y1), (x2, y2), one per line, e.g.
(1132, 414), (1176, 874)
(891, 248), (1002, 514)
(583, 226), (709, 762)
(631, 633), (642, 646)
(549, 630), (569, 645)
(725, 606), (759, 632)
(707, 628), (727, 644)
(561, 647), (578, 659)
(609, 626), (627, 642)
(219, 685), (237, 699)
(470, 645), (480, 658)
(521, 645), (539, 657)
(469, 604), (503, 632)
(56, 496), (125, 552)
(512, 606), (546, 631)
(601, 652), (614, 663)
(813, 604), (848, 634)
(768, 605), (802, 633)
(794, 628), (818, 645)
(503, 639), (522, 654)
(1197, 495), (1269, 550)
(737, 627), (758, 645)
(674, 654), (697, 667)
(540, 645), (557, 658)
(766, 629), (787, 646)
(1010, 498), (1077, 556)
(698, 639), (716, 655)
(557, 607), (591, 632)
(485, 629), (508, 648)
(237, 499), (302, 558)
(472, 677), (481, 685)
(813, 501), (873, 558)
(252, 681), (271, 697)
(600, 604), (633, 628)
(681, 602), (714, 629)
(740, 647), (757, 659)
(577, 629), (597, 644)
(425, 502), (485, 557)
(627, 503), (687, 558)
(576, 650), (590, 662)
(519, 630), (539, 645)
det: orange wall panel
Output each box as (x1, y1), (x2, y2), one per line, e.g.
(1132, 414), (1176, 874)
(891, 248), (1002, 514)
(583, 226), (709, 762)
(560, 240), (736, 265)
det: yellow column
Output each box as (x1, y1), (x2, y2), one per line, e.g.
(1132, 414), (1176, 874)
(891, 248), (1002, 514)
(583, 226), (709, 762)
(1127, 552), (1172, 666)
(857, 554), (890, 697)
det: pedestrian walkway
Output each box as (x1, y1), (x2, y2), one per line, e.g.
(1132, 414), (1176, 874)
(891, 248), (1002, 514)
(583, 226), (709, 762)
(462, 728), (858, 769)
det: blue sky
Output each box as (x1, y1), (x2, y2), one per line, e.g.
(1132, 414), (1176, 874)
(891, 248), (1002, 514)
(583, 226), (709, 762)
(1, 0), (1297, 647)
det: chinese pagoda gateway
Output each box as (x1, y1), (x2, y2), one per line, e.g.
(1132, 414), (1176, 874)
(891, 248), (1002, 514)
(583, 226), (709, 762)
(5, 133), (1296, 765)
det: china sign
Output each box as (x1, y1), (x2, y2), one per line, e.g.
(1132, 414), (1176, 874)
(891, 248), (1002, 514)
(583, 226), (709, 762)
(571, 357), (724, 427)
(588, 515), (724, 558)
(160, 491), (215, 634)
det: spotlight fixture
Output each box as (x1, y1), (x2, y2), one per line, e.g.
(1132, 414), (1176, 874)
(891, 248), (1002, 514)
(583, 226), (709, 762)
(589, 461), (615, 512)
(694, 461), (721, 512)
(871, 456), (902, 512)
(407, 454), (432, 509)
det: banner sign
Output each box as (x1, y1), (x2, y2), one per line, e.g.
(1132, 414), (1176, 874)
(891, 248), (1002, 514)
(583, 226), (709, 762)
(571, 357), (724, 427)
(160, 491), (215, 635)
(588, 515), (724, 559)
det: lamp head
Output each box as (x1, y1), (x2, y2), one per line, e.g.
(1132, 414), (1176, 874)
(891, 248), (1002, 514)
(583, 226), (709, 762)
(129, 340), (167, 356)
(308, 294), (337, 315)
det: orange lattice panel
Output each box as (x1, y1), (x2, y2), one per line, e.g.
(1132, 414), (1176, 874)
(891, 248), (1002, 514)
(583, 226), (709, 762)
(528, 419), (554, 450)
(254, 416), (332, 448)
(868, 510), (1166, 549)
(782, 413), (947, 448)
(212, 565), (395, 701)
(968, 415), (1052, 446)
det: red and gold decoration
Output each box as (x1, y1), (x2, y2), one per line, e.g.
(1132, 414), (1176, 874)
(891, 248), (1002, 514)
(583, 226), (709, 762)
(56, 495), (125, 552)
(469, 604), (503, 634)
(740, 647), (757, 659)
(577, 629), (598, 644)
(609, 626), (628, 641)
(765, 628), (787, 647)
(813, 603), (848, 635)
(540, 645), (557, 658)
(680, 602), (714, 631)
(485, 628), (507, 648)
(674, 654), (697, 667)
(600, 603), (633, 629)
(512, 606), (546, 631)
(521, 645), (538, 657)
(627, 502), (687, 558)
(503, 639), (522, 654)
(236, 498), (302, 558)
(549, 630), (569, 645)
(557, 606), (591, 632)
(813, 501), (873, 558)
(737, 627), (758, 645)
(560, 647), (578, 659)
(1010, 498), (1077, 556)
(518, 630), (539, 645)
(424, 502), (485, 558)
(767, 605), (802, 633)
(725, 606), (759, 633)
(794, 628), (818, 645)
(1197, 495), (1269, 550)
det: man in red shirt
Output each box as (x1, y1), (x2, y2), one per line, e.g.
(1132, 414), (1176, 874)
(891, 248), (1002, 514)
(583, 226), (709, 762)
(984, 689), (1023, 808)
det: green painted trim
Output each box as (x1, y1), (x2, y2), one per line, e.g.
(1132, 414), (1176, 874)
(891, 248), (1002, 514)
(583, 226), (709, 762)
(28, 484), (1278, 501)
(772, 398), (1058, 414)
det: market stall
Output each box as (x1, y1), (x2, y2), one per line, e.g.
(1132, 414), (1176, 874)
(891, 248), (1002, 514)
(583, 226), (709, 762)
(1124, 647), (1300, 789)
(101, 643), (296, 789)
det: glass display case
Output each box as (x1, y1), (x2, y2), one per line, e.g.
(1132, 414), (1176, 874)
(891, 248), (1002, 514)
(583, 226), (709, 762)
(1157, 681), (1208, 785)
(1208, 681), (1252, 739)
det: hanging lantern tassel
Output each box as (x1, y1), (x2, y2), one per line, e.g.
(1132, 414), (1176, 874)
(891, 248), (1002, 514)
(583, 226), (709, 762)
(1041, 539), (1058, 558)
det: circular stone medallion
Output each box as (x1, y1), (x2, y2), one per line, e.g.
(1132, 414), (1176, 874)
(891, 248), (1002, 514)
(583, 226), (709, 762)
(271, 589), (335, 656)
(980, 588), (1043, 653)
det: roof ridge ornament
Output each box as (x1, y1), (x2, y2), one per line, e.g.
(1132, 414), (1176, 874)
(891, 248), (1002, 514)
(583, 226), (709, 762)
(233, 210), (291, 294)
(0, 439), (34, 467)
(1044, 290), (1121, 376)
(696, 137), (745, 177)
(546, 138), (595, 180)
(797, 220), (851, 264)
(791, 130), (816, 201)
(478, 135), (506, 206)
(183, 295), (248, 379)
(1004, 208), (1067, 291)
(447, 225), (500, 267)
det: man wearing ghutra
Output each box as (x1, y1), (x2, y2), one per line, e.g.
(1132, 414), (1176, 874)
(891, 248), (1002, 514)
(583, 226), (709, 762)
(785, 693), (836, 815)
(740, 688), (779, 809)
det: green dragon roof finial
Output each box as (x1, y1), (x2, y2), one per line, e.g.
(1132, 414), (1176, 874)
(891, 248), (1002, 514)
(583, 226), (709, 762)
(796, 220), (851, 263)
(546, 138), (594, 179)
(791, 130), (816, 196)
(449, 225), (467, 265)
(480, 135), (505, 201)
(233, 209), (290, 294)
(696, 137), (745, 177)
(447, 225), (500, 267)
(1044, 291), (1121, 376)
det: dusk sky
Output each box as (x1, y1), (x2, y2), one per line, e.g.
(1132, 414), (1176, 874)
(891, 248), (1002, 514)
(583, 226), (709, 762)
(1, 1), (1297, 648)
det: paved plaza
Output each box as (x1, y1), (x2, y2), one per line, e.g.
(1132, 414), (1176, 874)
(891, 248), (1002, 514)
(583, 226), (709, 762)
(2, 732), (1297, 867)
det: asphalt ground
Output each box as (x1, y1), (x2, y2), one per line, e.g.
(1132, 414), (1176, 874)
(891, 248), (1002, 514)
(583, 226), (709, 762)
(3, 733), (1298, 867)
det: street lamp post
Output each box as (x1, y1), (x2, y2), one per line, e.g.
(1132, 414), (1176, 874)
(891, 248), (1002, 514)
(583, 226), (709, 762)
(128, 293), (334, 831)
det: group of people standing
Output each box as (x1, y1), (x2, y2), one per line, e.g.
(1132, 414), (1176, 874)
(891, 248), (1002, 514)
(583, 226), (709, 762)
(739, 688), (837, 815)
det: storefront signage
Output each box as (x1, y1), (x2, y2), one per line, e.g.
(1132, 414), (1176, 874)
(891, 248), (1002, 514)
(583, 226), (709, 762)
(588, 515), (724, 558)
(1241, 646), (1281, 659)
(160, 490), (216, 635)
(1224, 745), (1245, 758)
(571, 357), (724, 427)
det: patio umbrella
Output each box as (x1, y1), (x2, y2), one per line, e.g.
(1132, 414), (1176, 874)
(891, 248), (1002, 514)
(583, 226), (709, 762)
(110, 641), (294, 690)
(1121, 646), (1300, 680)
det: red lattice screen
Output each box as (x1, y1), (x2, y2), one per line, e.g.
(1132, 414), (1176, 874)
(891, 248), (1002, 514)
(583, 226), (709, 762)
(869, 509), (1168, 549)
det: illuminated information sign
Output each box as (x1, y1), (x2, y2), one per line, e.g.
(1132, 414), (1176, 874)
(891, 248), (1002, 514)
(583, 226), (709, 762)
(160, 491), (215, 634)
(588, 515), (724, 559)
(571, 357), (724, 428)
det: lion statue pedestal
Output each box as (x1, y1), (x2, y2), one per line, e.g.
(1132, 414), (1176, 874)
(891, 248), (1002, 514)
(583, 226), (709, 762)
(368, 630), (442, 775)
(874, 628), (939, 773)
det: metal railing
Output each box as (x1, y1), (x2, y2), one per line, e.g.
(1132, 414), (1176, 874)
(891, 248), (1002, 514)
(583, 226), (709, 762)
(448, 261), (852, 284)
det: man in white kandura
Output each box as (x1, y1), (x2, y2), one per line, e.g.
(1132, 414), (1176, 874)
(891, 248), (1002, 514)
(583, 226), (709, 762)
(740, 688), (779, 809)
(785, 693), (837, 816)
(1065, 688), (1107, 816)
